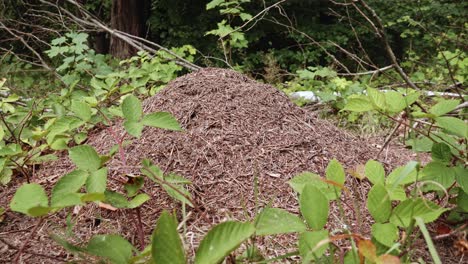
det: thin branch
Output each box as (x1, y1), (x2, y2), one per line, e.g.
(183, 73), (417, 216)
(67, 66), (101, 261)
(353, 0), (420, 90)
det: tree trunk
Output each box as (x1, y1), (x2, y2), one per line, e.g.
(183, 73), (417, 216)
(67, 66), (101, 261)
(109, 0), (149, 59)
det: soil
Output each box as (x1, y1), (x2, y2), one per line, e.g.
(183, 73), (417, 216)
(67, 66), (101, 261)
(0, 68), (462, 263)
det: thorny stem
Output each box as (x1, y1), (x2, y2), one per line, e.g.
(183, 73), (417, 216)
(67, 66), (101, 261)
(13, 217), (44, 264)
(97, 108), (146, 249)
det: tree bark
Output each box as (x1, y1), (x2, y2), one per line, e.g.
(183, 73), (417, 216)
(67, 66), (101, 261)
(109, 0), (149, 59)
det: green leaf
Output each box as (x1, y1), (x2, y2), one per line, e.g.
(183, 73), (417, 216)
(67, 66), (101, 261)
(195, 221), (255, 264)
(123, 120), (144, 138)
(384, 91), (407, 113)
(206, 0), (224, 10)
(435, 117), (467, 138)
(386, 185), (407, 201)
(288, 172), (324, 194)
(0, 168), (12, 185)
(50, 193), (83, 208)
(367, 184), (392, 223)
(367, 87), (386, 110)
(152, 211), (186, 264)
(386, 162), (418, 186)
(10, 184), (49, 216)
(122, 95), (142, 122)
(455, 166), (468, 194)
(74, 132), (87, 144)
(326, 159), (345, 197)
(127, 194), (150, 208)
(162, 184), (193, 207)
(371, 223), (398, 247)
(421, 161), (456, 188)
(69, 145), (101, 171)
(431, 142), (452, 162)
(390, 198), (447, 227)
(365, 160), (385, 185)
(51, 170), (88, 207)
(299, 230), (329, 261)
(85, 235), (134, 264)
(343, 97), (374, 112)
(104, 191), (129, 208)
(300, 184), (329, 230)
(28, 206), (51, 217)
(86, 167), (107, 193)
(142, 112), (182, 131)
(124, 176), (144, 197)
(429, 99), (460, 116)
(406, 137), (433, 152)
(81, 193), (105, 202)
(254, 208), (306, 236)
(71, 100), (92, 121)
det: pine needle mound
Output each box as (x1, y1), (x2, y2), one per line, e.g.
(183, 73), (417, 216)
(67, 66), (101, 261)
(1, 68), (425, 262)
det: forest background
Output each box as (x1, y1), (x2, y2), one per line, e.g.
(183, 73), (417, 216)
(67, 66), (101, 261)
(0, 0), (466, 263)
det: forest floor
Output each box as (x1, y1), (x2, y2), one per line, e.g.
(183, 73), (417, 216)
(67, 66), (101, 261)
(0, 68), (463, 263)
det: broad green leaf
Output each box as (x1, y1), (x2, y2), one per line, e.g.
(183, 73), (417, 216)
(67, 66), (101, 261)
(142, 112), (182, 131)
(85, 235), (134, 264)
(455, 166), (468, 194)
(371, 223), (398, 247)
(254, 208), (306, 236)
(0, 126), (4, 141)
(343, 97), (374, 112)
(429, 99), (460, 116)
(299, 230), (329, 261)
(123, 120), (143, 138)
(10, 184), (49, 216)
(71, 100), (92, 121)
(365, 160), (385, 185)
(288, 172), (324, 194)
(152, 211), (186, 264)
(367, 184), (391, 223)
(386, 162), (418, 186)
(300, 184), (329, 230)
(390, 198), (447, 227)
(28, 206), (51, 217)
(326, 159), (345, 198)
(74, 132), (87, 144)
(386, 185), (407, 201)
(50, 193), (83, 208)
(81, 193), (105, 202)
(367, 88), (386, 111)
(0, 168), (12, 185)
(406, 137), (433, 152)
(195, 221), (255, 264)
(51, 170), (88, 207)
(104, 191), (129, 208)
(435, 117), (467, 138)
(384, 91), (406, 113)
(69, 145), (101, 171)
(421, 161), (456, 188)
(122, 95), (142, 122)
(206, 0), (224, 10)
(431, 142), (452, 162)
(86, 167), (107, 193)
(127, 194), (150, 208)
